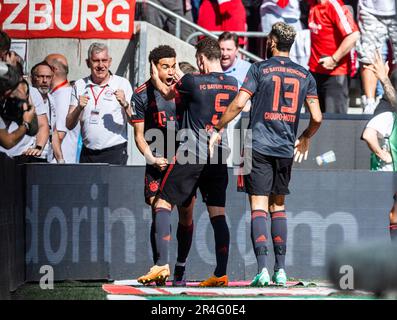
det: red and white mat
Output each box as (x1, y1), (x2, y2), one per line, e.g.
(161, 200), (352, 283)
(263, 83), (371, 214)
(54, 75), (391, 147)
(102, 279), (347, 300)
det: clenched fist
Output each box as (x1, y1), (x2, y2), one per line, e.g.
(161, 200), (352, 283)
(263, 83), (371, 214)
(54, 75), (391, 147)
(114, 89), (128, 108)
(78, 95), (90, 109)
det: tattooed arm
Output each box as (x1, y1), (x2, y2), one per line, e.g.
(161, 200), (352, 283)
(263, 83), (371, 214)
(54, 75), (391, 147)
(364, 50), (397, 109)
(379, 77), (397, 110)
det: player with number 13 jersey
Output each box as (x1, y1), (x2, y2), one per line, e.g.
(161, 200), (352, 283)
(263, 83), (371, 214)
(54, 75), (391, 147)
(241, 51), (318, 158)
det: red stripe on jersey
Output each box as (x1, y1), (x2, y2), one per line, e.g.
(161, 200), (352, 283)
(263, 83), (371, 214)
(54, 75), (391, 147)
(159, 156), (177, 191)
(237, 173), (244, 189)
(130, 119), (144, 123)
(135, 81), (149, 94)
(237, 151), (245, 191)
(240, 87), (253, 96)
(271, 213), (287, 219)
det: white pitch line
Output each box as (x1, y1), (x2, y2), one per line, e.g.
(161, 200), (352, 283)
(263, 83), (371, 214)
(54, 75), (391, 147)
(113, 279), (141, 286)
(107, 295), (147, 300)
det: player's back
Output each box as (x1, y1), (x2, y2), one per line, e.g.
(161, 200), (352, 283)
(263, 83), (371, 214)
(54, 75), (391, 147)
(242, 56), (318, 158)
(176, 72), (238, 161)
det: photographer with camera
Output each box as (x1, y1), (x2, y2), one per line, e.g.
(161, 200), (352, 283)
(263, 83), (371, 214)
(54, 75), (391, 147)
(0, 80), (49, 163)
(1, 30), (37, 151)
(0, 78), (36, 151)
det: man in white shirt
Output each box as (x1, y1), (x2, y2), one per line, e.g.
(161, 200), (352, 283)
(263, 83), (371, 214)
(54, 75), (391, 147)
(219, 32), (252, 88)
(361, 48), (397, 241)
(362, 110), (395, 171)
(30, 60), (62, 163)
(218, 32), (251, 167)
(66, 43), (133, 165)
(357, 0), (397, 114)
(362, 52), (397, 171)
(45, 54), (79, 164)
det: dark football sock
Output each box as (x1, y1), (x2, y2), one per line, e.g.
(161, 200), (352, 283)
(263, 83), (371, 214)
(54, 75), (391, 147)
(174, 265), (185, 279)
(390, 223), (397, 241)
(270, 210), (287, 271)
(251, 210), (269, 273)
(176, 221), (194, 265)
(150, 214), (158, 264)
(210, 215), (230, 277)
(154, 207), (171, 266)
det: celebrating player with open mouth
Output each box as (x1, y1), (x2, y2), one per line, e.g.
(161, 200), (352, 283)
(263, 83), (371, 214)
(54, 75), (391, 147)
(131, 45), (195, 286)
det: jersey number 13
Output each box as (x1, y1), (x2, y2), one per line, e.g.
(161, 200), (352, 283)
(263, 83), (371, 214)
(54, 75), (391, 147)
(272, 75), (300, 114)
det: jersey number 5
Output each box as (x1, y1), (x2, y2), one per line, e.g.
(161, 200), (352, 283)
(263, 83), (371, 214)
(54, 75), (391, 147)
(211, 93), (229, 125)
(272, 75), (300, 114)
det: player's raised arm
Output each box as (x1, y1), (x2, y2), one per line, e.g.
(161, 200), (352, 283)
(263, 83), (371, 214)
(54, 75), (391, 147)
(364, 50), (397, 110)
(218, 90), (251, 130)
(294, 97), (322, 163)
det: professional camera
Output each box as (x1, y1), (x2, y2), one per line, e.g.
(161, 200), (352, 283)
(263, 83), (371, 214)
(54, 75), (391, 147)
(0, 61), (20, 96)
(0, 96), (29, 123)
(0, 97), (38, 137)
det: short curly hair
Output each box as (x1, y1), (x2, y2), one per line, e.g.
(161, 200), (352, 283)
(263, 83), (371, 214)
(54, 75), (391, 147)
(269, 22), (296, 52)
(148, 45), (176, 64)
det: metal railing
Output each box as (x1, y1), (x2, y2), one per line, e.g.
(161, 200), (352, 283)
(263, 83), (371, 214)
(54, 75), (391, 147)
(186, 31), (269, 45)
(136, 0), (263, 62)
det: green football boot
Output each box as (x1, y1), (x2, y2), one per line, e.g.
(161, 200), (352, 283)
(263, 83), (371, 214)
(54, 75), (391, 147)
(272, 269), (287, 286)
(250, 268), (270, 287)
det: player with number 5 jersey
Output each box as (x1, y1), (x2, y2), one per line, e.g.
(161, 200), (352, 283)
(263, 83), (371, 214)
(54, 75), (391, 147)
(209, 22), (322, 287)
(138, 37), (238, 288)
(175, 64), (238, 163)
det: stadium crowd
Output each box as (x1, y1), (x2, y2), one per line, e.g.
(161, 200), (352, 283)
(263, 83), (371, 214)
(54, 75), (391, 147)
(1, 0), (396, 169)
(140, 0), (397, 173)
(144, 0), (397, 113)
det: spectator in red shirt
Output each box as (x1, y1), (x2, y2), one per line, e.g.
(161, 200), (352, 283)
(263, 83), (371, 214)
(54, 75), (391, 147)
(308, 0), (359, 113)
(197, 0), (247, 46)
